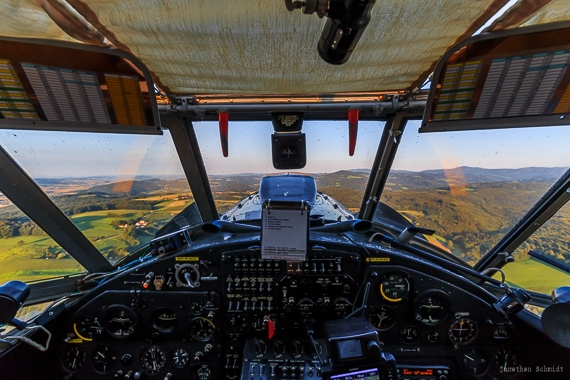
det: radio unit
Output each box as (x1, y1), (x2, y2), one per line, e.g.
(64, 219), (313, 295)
(397, 365), (450, 380)
(321, 317), (398, 380)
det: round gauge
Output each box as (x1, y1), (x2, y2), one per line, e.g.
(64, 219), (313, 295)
(62, 345), (85, 372)
(448, 319), (478, 344)
(272, 340), (286, 357)
(92, 345), (116, 373)
(493, 326), (512, 340)
(369, 305), (396, 330)
(141, 346), (167, 375)
(414, 290), (450, 325)
(399, 325), (420, 344)
(73, 316), (102, 341)
(462, 348), (489, 376)
(332, 298), (353, 318)
(151, 308), (178, 332)
(292, 340), (304, 358)
(380, 273), (410, 302)
(189, 317), (216, 342)
(495, 348), (519, 375)
(296, 298), (317, 315)
(194, 364), (211, 380)
(171, 347), (190, 369)
(103, 305), (138, 339)
(190, 302), (204, 315)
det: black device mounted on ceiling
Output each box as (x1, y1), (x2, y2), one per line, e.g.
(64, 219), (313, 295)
(271, 112), (307, 169)
(285, 0), (376, 65)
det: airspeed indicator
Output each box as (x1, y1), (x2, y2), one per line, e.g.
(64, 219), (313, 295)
(379, 273), (410, 302)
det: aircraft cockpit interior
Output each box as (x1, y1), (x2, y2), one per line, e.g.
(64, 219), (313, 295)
(0, 1), (570, 380)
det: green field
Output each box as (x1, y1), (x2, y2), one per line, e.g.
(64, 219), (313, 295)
(0, 257), (84, 283)
(499, 256), (570, 294)
(0, 197), (195, 283)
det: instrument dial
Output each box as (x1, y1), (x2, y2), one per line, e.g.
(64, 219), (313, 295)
(369, 305), (396, 330)
(62, 345), (85, 372)
(194, 364), (212, 380)
(493, 326), (512, 340)
(92, 345), (116, 373)
(379, 272), (410, 302)
(292, 340), (304, 358)
(171, 347), (190, 369)
(189, 317), (216, 342)
(448, 319), (478, 344)
(103, 305), (138, 339)
(495, 348), (519, 375)
(400, 325), (420, 344)
(414, 290), (450, 325)
(190, 302), (204, 315)
(151, 308), (178, 332)
(332, 297), (353, 318)
(141, 346), (167, 375)
(296, 298), (317, 316)
(462, 348), (489, 376)
(73, 316), (102, 341)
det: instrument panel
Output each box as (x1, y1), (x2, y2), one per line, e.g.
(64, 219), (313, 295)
(63, 290), (221, 379)
(56, 237), (527, 380)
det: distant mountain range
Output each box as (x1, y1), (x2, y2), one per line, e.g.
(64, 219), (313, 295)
(31, 166), (565, 196)
(385, 166), (567, 191)
(85, 178), (190, 195)
(415, 166), (566, 182)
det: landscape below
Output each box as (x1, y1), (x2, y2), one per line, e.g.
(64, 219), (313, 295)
(0, 167), (568, 293)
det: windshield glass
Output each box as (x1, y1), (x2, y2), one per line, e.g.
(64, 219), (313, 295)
(505, 200), (570, 294)
(193, 120), (383, 215)
(379, 121), (570, 267)
(0, 190), (84, 283)
(0, 129), (198, 265)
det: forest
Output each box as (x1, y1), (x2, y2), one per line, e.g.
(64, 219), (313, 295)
(1, 166), (569, 284)
(0, 194), (158, 239)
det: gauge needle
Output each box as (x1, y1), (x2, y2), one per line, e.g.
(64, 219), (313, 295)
(465, 355), (474, 361)
(97, 351), (105, 358)
(72, 350), (79, 369)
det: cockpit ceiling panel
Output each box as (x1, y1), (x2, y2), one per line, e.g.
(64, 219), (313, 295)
(80, 0), (508, 95)
(522, 0), (570, 26)
(0, 0), (507, 96)
(3, 1), (570, 96)
(0, 1), (75, 41)
(487, 0), (570, 31)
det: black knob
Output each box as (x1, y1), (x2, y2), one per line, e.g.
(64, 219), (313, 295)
(366, 340), (380, 356)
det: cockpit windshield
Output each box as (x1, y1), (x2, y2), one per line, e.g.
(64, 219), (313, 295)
(381, 121), (570, 291)
(193, 120), (383, 215)
(0, 129), (198, 271)
(0, 193), (84, 283)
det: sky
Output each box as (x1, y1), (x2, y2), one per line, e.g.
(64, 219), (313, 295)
(0, 0), (566, 179)
(0, 120), (569, 180)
